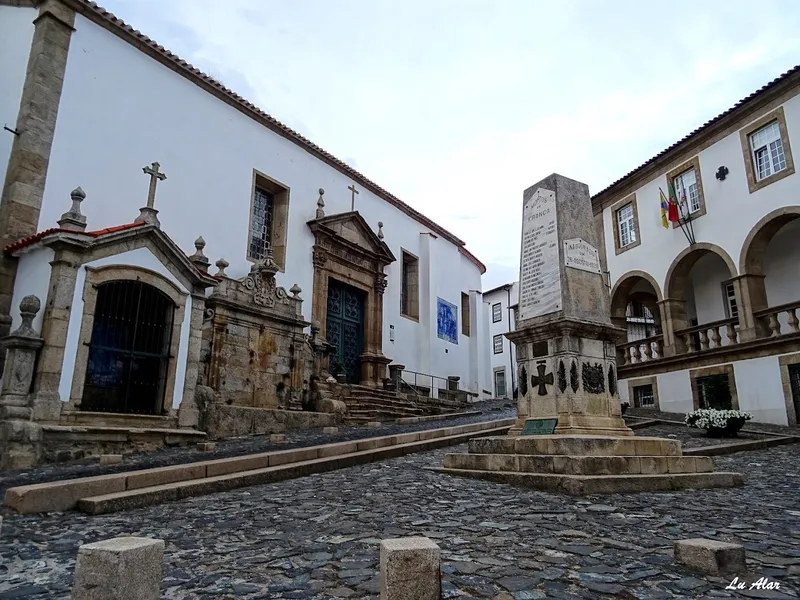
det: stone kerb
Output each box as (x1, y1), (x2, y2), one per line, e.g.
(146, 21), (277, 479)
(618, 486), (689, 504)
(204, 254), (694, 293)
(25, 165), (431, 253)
(71, 536), (165, 600)
(380, 536), (441, 600)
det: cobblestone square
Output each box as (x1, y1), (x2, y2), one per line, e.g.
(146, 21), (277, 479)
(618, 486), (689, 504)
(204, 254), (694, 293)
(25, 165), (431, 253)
(2, 417), (800, 599)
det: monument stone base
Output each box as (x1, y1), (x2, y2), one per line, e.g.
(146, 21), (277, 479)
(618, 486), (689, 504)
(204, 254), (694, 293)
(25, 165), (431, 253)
(436, 435), (743, 495)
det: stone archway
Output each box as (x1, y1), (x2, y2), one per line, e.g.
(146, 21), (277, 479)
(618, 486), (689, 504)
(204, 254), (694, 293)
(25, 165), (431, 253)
(737, 206), (800, 340)
(610, 271), (664, 362)
(739, 206), (800, 275)
(610, 270), (664, 320)
(308, 212), (396, 387)
(661, 243), (738, 354)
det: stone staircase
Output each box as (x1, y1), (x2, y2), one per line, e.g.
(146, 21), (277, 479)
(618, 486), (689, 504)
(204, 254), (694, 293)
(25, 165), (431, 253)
(341, 385), (425, 423)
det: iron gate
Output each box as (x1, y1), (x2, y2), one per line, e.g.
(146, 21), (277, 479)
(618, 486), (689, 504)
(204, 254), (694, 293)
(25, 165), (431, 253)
(81, 280), (174, 415)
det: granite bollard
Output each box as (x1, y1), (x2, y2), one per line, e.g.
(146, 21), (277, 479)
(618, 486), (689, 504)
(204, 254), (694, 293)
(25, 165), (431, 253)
(323, 426), (338, 434)
(380, 536), (440, 600)
(71, 536), (165, 600)
(674, 538), (747, 575)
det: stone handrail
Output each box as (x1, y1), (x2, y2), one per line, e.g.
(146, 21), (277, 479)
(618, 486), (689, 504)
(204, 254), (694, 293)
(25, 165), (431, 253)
(675, 317), (739, 353)
(618, 334), (664, 365)
(753, 300), (800, 337)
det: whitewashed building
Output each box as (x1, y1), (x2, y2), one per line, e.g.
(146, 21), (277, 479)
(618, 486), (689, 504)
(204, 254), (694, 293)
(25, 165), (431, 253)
(594, 65), (800, 426)
(0, 0), (490, 434)
(483, 282), (518, 398)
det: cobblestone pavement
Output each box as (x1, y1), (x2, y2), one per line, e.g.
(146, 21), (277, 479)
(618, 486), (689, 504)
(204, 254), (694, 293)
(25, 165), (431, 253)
(2, 439), (799, 599)
(0, 401), (516, 496)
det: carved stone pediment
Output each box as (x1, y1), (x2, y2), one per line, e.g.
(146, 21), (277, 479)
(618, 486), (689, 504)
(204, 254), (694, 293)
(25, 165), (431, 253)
(307, 211), (396, 268)
(208, 248), (304, 323)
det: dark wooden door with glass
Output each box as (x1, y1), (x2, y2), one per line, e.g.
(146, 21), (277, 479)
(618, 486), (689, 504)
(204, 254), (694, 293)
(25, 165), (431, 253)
(326, 280), (365, 384)
(82, 281), (174, 415)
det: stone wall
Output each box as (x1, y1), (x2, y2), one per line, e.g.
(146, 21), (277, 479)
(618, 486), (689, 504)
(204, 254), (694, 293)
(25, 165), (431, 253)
(201, 254), (312, 411)
(205, 405), (340, 440)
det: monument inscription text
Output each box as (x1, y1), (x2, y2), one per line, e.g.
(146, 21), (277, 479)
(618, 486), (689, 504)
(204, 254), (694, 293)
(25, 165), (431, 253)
(563, 238), (601, 274)
(518, 188), (561, 321)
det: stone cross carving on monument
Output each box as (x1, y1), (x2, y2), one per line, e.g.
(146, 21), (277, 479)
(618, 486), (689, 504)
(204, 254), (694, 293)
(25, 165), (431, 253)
(531, 361), (554, 396)
(348, 184), (359, 211)
(135, 162), (167, 228)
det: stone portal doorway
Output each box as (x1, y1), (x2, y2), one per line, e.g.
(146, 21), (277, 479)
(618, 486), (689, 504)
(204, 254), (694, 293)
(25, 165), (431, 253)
(81, 280), (174, 415)
(326, 279), (365, 384)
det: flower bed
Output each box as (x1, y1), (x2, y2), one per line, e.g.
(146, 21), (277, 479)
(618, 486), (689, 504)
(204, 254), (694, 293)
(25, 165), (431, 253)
(684, 408), (753, 438)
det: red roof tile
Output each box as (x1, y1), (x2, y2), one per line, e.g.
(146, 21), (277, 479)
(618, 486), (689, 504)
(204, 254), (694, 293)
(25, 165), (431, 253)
(3, 222), (144, 254)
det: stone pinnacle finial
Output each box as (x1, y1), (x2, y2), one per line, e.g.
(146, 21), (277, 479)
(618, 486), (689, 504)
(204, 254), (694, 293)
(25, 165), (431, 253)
(377, 221), (384, 240)
(290, 284), (302, 299)
(189, 236), (210, 273)
(215, 258), (229, 277)
(11, 295), (41, 338)
(58, 186), (88, 232)
(316, 188), (325, 219)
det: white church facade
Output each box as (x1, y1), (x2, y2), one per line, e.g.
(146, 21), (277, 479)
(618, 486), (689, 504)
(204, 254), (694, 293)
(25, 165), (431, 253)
(0, 0), (490, 465)
(594, 64), (800, 426)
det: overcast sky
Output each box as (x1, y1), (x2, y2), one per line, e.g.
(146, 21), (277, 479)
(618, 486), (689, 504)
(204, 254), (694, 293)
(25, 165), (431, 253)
(101, 0), (800, 289)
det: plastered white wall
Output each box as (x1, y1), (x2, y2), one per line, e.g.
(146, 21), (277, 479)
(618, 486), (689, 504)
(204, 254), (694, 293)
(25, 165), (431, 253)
(734, 356), (787, 425)
(36, 14), (485, 389)
(9, 247), (54, 334)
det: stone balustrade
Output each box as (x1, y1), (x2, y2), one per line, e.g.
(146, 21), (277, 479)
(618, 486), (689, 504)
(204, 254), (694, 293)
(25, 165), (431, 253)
(675, 317), (739, 353)
(754, 300), (800, 337)
(619, 334), (664, 365)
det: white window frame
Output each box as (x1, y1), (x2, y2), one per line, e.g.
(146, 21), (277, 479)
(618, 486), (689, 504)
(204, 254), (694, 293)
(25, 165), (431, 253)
(492, 302), (502, 323)
(616, 203), (636, 247)
(493, 334), (504, 354)
(673, 168), (701, 214)
(722, 280), (739, 320)
(750, 120), (787, 181)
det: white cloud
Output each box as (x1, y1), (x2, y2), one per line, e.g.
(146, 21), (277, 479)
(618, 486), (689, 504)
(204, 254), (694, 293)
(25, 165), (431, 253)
(101, 0), (800, 288)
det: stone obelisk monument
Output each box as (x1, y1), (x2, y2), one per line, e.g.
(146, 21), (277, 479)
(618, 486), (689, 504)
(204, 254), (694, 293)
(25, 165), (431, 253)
(506, 174), (631, 437)
(436, 174), (742, 495)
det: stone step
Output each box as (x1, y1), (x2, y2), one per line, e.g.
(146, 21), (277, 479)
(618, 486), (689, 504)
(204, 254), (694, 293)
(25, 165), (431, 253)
(468, 435), (682, 457)
(59, 411), (177, 429)
(5, 418), (515, 514)
(442, 453), (713, 475)
(430, 467), (744, 495)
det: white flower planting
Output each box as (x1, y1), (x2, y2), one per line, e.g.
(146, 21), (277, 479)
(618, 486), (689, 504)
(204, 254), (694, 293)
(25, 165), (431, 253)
(684, 408), (753, 430)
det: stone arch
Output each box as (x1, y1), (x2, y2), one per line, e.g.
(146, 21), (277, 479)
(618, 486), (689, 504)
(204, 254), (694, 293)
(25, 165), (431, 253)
(739, 206), (800, 276)
(610, 270), (663, 320)
(664, 243), (738, 300)
(69, 264), (188, 414)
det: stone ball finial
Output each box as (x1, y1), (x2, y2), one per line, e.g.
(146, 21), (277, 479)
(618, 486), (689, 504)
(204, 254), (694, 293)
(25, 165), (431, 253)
(58, 186), (88, 232)
(11, 294), (42, 338)
(215, 258), (229, 277)
(290, 283), (302, 298)
(310, 319), (321, 332)
(377, 221), (385, 240)
(189, 236), (210, 273)
(71, 186), (86, 201)
(316, 188), (326, 219)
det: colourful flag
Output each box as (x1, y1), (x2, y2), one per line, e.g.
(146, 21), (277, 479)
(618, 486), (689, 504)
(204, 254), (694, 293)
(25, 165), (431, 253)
(667, 181), (680, 223)
(659, 188), (669, 228)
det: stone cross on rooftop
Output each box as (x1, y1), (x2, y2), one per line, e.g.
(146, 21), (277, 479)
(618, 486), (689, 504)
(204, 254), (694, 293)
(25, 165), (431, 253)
(142, 162), (167, 209)
(348, 184), (359, 211)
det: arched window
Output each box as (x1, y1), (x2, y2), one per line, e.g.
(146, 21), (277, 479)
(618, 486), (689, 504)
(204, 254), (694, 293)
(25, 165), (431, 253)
(82, 280), (175, 414)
